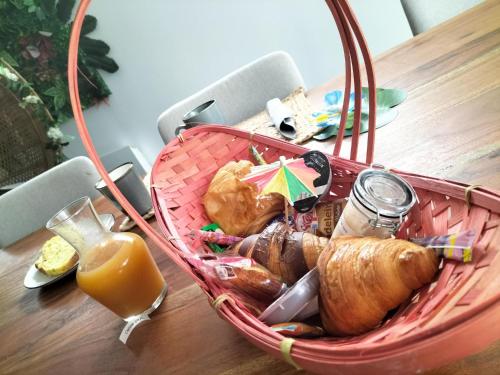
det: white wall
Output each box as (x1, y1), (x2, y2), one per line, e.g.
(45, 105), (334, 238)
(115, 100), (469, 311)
(63, 0), (412, 165)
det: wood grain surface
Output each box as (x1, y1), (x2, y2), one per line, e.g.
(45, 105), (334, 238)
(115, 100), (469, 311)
(1, 1), (499, 374)
(307, 0), (500, 189)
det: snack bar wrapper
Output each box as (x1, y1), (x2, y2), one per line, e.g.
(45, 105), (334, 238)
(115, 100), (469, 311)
(191, 256), (287, 303)
(190, 229), (243, 246)
(411, 230), (475, 262)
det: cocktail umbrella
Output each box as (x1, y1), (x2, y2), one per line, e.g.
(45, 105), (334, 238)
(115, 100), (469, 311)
(243, 156), (321, 228)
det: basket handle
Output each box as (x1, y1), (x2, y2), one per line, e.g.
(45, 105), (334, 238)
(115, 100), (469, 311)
(67, 0), (189, 271)
(325, 0), (377, 164)
(67, 0), (376, 260)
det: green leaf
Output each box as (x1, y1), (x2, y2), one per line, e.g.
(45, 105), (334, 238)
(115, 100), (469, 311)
(0, 51), (19, 67)
(44, 87), (59, 96)
(362, 87), (407, 110)
(54, 93), (66, 109)
(35, 7), (45, 19)
(80, 36), (110, 56)
(40, 0), (55, 14)
(9, 0), (24, 10)
(56, 0), (76, 23)
(81, 14), (97, 35)
(85, 55), (119, 73)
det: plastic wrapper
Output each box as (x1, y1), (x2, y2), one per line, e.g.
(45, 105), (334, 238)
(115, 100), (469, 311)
(411, 230), (475, 262)
(294, 199), (347, 237)
(230, 222), (328, 285)
(271, 322), (325, 338)
(203, 160), (283, 236)
(190, 229), (243, 246)
(191, 256), (287, 303)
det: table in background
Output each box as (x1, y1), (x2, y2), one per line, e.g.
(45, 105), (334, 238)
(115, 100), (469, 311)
(1, 1), (499, 374)
(307, 0), (500, 189)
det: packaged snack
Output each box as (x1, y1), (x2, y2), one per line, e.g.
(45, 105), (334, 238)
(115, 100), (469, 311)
(411, 230), (475, 262)
(193, 256), (287, 303)
(231, 222), (328, 285)
(294, 199), (347, 237)
(271, 322), (325, 338)
(191, 229), (243, 247)
(199, 223), (227, 253)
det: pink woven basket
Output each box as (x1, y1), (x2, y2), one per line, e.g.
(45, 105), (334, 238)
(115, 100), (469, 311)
(67, 1), (500, 374)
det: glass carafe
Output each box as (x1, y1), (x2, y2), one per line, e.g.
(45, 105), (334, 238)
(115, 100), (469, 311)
(47, 196), (167, 321)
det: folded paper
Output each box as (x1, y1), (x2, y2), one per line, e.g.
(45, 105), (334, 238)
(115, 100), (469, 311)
(266, 98), (297, 140)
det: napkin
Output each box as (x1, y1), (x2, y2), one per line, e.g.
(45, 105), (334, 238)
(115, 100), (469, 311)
(266, 98), (297, 140)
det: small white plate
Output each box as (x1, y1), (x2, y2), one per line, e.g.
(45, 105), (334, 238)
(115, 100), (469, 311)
(23, 213), (115, 289)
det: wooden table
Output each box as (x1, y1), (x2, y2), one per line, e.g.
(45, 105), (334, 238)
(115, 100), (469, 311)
(308, 0), (500, 189)
(1, 1), (499, 374)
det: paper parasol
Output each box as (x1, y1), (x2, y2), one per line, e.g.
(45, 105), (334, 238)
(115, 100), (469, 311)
(243, 156), (321, 206)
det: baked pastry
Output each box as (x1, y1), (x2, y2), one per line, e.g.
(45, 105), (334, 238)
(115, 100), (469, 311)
(230, 222), (329, 284)
(35, 236), (78, 276)
(203, 160), (283, 236)
(318, 236), (439, 336)
(215, 262), (286, 302)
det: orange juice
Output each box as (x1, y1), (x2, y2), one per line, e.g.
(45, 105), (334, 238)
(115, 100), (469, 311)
(76, 232), (165, 318)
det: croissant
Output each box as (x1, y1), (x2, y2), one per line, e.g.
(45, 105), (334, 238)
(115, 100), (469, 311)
(203, 160), (284, 236)
(230, 222), (329, 284)
(318, 236), (439, 336)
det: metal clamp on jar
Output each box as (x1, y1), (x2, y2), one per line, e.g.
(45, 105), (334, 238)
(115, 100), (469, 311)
(332, 168), (416, 239)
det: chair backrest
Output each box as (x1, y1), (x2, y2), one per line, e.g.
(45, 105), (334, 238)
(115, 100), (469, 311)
(157, 51), (305, 143)
(0, 156), (100, 248)
(400, 0), (483, 35)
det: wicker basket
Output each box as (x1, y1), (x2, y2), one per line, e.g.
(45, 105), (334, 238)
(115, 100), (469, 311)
(0, 81), (55, 187)
(150, 125), (500, 374)
(67, 1), (500, 374)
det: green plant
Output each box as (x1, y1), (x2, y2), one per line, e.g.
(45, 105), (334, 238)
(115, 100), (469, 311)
(0, 0), (118, 160)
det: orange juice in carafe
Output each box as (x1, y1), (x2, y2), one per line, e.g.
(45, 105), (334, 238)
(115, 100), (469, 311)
(77, 232), (165, 319)
(47, 197), (167, 321)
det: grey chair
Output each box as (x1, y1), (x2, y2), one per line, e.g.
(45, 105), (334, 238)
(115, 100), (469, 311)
(0, 156), (100, 248)
(157, 51), (305, 143)
(401, 0), (483, 35)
